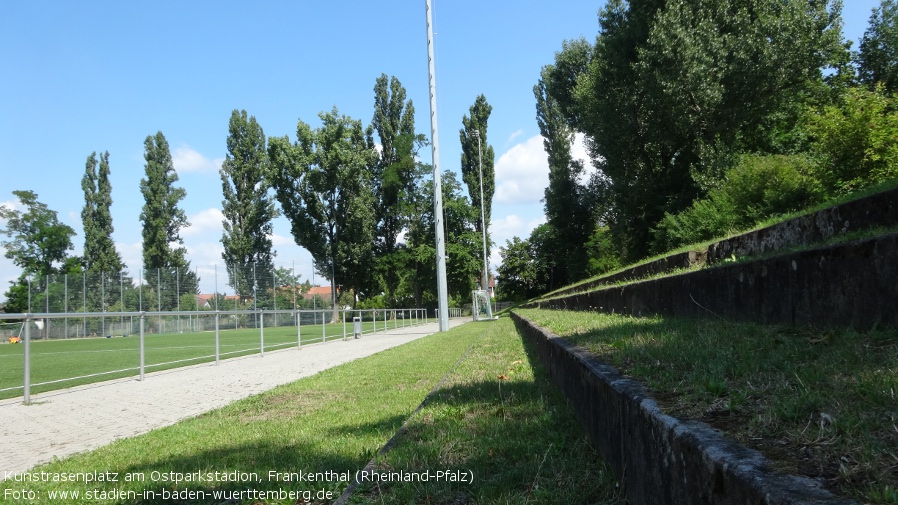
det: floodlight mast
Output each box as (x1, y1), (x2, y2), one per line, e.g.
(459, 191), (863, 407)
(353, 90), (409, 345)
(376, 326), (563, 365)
(425, 0), (450, 331)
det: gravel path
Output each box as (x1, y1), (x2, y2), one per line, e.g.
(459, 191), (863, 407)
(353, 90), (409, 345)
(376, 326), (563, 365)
(0, 320), (466, 478)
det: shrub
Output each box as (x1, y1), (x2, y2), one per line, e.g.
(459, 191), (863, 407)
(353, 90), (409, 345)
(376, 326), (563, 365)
(652, 154), (819, 252)
(805, 85), (898, 194)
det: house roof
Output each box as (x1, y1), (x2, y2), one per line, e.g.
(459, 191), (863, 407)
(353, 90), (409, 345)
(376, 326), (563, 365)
(303, 286), (332, 298)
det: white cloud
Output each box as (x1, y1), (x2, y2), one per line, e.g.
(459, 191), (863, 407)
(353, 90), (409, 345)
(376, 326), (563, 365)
(270, 232), (293, 247)
(572, 132), (596, 184)
(507, 129), (523, 143)
(489, 213), (547, 270)
(184, 241), (225, 269)
(172, 145), (224, 174)
(182, 208), (224, 238)
(491, 214), (546, 247)
(494, 135), (549, 204)
(117, 241), (143, 272)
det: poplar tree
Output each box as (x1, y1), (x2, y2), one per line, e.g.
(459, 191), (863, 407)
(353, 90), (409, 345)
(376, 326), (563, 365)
(459, 95), (495, 236)
(139, 131), (197, 307)
(535, 69), (593, 284)
(371, 74), (425, 306)
(220, 110), (278, 304)
(81, 151), (124, 274)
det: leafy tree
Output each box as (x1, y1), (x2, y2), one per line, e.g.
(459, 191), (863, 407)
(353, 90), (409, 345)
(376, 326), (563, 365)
(459, 95), (495, 238)
(139, 131), (197, 308)
(81, 151), (126, 281)
(0, 190), (78, 312)
(268, 107), (378, 316)
(806, 85), (898, 194)
(1, 190), (77, 277)
(535, 68), (594, 284)
(496, 223), (567, 302)
(546, 0), (844, 260)
(496, 236), (537, 302)
(858, 0), (898, 93)
(270, 266), (302, 309)
(370, 75), (426, 306)
(406, 171), (482, 307)
(220, 110), (278, 305)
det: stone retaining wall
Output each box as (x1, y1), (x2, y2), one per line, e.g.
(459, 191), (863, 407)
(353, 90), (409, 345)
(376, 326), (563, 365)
(511, 312), (855, 505)
(528, 233), (898, 330)
(707, 186), (898, 265)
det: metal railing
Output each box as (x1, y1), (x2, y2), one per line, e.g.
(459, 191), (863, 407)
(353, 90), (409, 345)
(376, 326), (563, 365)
(1, 307), (449, 404)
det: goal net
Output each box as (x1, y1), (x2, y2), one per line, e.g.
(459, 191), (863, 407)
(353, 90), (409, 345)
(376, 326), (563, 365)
(0, 322), (24, 341)
(472, 290), (493, 321)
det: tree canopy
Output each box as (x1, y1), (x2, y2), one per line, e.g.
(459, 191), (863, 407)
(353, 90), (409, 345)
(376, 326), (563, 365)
(542, 0), (844, 260)
(81, 151), (124, 274)
(858, 0), (898, 92)
(139, 131), (197, 305)
(220, 109), (278, 303)
(268, 107), (379, 310)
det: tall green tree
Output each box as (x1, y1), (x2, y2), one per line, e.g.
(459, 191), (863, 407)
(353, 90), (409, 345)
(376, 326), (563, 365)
(220, 110), (278, 304)
(858, 0), (898, 93)
(459, 95), (495, 237)
(535, 68), (593, 284)
(370, 74), (426, 307)
(139, 131), (197, 308)
(81, 151), (124, 274)
(546, 0), (844, 260)
(0, 190), (79, 312)
(268, 107), (378, 315)
(407, 171), (482, 307)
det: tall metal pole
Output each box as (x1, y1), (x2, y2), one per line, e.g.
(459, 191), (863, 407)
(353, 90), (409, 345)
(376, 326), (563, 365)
(426, 0), (450, 331)
(471, 130), (492, 319)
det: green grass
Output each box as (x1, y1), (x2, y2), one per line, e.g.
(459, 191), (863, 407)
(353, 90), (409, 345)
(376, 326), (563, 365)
(347, 317), (623, 504)
(0, 318), (621, 504)
(515, 308), (898, 504)
(0, 319), (408, 400)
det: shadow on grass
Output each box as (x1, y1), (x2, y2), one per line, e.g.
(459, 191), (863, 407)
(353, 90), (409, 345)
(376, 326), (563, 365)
(348, 320), (625, 505)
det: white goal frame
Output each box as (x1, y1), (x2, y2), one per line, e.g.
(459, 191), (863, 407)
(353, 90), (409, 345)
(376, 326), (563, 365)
(472, 289), (493, 321)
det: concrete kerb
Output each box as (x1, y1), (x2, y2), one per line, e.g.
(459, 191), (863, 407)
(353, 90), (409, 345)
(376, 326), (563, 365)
(0, 318), (468, 478)
(510, 311), (855, 505)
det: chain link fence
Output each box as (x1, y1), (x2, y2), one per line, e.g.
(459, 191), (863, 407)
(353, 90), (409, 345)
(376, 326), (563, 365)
(5, 265), (342, 339)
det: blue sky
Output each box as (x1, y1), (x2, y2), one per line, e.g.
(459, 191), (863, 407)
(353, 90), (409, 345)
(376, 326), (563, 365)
(0, 1), (882, 298)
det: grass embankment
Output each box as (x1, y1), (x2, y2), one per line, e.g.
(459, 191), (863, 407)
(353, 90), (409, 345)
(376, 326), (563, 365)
(0, 320), (389, 400)
(1, 317), (622, 504)
(515, 308), (898, 504)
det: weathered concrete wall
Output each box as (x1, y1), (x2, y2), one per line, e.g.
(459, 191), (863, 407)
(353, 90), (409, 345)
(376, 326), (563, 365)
(529, 233), (898, 329)
(511, 312), (855, 505)
(549, 250), (706, 298)
(707, 186), (898, 265)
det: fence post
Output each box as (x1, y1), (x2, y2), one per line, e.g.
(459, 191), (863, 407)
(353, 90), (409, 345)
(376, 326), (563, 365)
(139, 312), (146, 381)
(342, 310), (347, 340)
(23, 315), (32, 405)
(322, 310), (326, 342)
(215, 310), (220, 365)
(297, 310), (302, 349)
(260, 308), (265, 357)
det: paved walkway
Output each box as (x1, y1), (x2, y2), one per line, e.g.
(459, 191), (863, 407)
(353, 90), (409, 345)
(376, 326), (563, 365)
(0, 320), (467, 478)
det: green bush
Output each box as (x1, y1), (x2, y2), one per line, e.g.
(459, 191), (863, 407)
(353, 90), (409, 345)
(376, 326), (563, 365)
(805, 85), (898, 194)
(652, 154), (819, 252)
